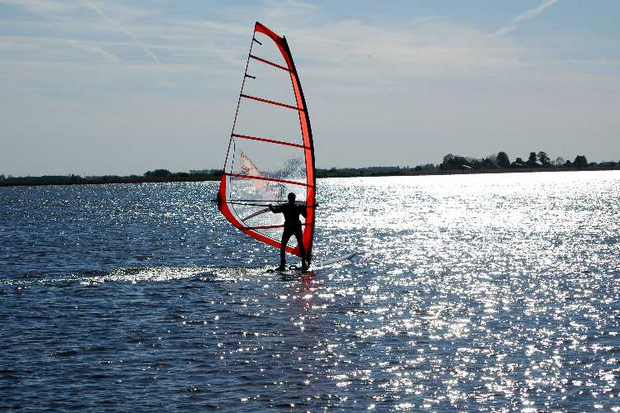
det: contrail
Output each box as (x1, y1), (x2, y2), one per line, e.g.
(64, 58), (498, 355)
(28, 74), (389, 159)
(69, 40), (121, 63)
(79, 0), (163, 66)
(491, 0), (559, 37)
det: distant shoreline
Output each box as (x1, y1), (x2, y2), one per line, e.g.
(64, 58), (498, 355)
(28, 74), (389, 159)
(2, 166), (619, 188)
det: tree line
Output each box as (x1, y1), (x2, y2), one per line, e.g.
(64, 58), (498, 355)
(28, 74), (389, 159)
(438, 151), (601, 171)
(1, 152), (618, 186)
(316, 151), (618, 177)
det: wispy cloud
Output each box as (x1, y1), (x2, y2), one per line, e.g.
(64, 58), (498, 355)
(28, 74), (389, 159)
(491, 0), (559, 37)
(68, 40), (121, 63)
(0, 0), (74, 14)
(2, 0), (618, 176)
(78, 0), (163, 67)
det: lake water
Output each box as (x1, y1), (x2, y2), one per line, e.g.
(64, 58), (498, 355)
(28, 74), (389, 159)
(1, 171), (619, 411)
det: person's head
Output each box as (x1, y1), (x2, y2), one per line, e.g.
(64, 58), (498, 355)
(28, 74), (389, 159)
(288, 192), (296, 204)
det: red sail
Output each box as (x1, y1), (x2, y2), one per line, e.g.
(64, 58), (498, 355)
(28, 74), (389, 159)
(217, 22), (316, 264)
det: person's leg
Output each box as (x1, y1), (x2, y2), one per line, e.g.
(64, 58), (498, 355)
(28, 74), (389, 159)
(279, 230), (292, 270)
(294, 228), (307, 270)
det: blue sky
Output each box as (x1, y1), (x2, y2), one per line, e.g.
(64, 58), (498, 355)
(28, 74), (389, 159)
(1, 0), (619, 176)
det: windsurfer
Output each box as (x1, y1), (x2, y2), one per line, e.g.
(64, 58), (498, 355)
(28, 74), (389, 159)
(270, 192), (308, 271)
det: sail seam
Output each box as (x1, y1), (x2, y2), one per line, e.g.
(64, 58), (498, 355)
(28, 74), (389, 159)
(241, 223), (311, 230)
(250, 54), (291, 72)
(224, 199), (318, 206)
(241, 94), (302, 111)
(232, 133), (307, 149)
(225, 172), (313, 188)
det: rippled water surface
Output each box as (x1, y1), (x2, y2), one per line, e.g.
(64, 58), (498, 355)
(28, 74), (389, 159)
(1, 171), (619, 411)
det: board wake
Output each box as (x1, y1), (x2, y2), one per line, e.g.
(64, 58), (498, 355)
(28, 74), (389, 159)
(312, 252), (357, 270)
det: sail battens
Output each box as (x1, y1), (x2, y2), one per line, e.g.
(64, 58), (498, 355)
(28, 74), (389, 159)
(228, 199), (316, 204)
(225, 172), (313, 188)
(232, 133), (307, 149)
(240, 94), (302, 111)
(249, 54), (291, 72)
(242, 223), (310, 231)
(223, 200), (318, 208)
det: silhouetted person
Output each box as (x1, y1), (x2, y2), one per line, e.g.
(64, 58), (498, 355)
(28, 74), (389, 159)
(270, 192), (307, 271)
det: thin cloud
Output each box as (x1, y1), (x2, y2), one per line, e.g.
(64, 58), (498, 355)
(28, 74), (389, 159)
(491, 0), (559, 37)
(68, 40), (121, 63)
(79, 0), (163, 67)
(0, 0), (74, 14)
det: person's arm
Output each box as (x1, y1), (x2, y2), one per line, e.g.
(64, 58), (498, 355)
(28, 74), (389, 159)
(270, 204), (282, 213)
(300, 205), (307, 218)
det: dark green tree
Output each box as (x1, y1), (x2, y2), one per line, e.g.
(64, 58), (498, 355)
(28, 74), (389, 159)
(440, 154), (472, 171)
(442, 153), (454, 165)
(527, 152), (538, 166)
(573, 155), (588, 168)
(537, 151), (550, 166)
(496, 151), (510, 168)
(145, 169), (172, 178)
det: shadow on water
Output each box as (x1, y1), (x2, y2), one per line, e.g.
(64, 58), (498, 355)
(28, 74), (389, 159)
(280, 270), (315, 282)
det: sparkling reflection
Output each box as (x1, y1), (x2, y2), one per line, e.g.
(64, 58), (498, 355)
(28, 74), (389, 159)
(0, 172), (619, 410)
